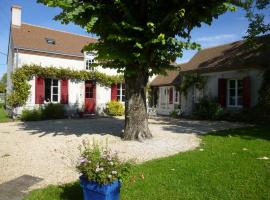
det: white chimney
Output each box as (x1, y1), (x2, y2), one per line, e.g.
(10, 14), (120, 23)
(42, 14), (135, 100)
(11, 5), (22, 27)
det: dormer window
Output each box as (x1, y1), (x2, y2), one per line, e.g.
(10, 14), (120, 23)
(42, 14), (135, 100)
(45, 38), (56, 45)
(85, 52), (95, 70)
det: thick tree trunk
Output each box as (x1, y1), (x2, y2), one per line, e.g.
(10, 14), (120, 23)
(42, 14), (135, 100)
(122, 70), (152, 141)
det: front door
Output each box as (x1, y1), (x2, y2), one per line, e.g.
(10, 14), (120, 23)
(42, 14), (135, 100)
(85, 80), (96, 114)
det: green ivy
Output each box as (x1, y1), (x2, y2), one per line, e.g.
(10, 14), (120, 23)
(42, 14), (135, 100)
(7, 64), (124, 108)
(180, 74), (206, 96)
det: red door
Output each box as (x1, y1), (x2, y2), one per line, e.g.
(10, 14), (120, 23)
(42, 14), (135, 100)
(85, 80), (96, 114)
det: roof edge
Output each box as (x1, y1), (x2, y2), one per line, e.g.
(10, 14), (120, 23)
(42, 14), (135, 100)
(14, 46), (84, 58)
(22, 23), (98, 40)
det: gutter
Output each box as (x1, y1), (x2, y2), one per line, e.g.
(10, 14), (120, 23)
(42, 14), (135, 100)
(13, 46), (84, 58)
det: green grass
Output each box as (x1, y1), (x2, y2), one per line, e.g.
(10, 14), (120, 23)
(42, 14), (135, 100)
(0, 106), (10, 122)
(24, 127), (270, 200)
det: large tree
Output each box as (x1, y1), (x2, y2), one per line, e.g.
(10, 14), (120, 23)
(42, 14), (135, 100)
(38, 0), (236, 141)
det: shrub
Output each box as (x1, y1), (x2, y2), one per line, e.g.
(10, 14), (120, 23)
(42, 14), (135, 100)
(42, 103), (65, 119)
(76, 141), (131, 185)
(21, 103), (65, 121)
(193, 98), (225, 120)
(106, 101), (124, 116)
(21, 108), (42, 121)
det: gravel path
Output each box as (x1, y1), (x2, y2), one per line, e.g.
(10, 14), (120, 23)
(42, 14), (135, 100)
(0, 117), (245, 191)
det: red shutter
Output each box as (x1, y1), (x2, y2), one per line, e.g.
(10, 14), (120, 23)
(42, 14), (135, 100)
(111, 84), (117, 101)
(243, 76), (251, 108)
(169, 87), (173, 104)
(61, 79), (69, 104)
(35, 77), (44, 104)
(218, 79), (227, 107)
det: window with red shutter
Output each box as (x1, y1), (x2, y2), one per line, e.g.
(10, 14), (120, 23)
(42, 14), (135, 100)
(61, 79), (69, 104)
(35, 77), (44, 104)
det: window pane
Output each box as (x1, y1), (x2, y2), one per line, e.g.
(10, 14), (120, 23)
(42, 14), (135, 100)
(237, 97), (243, 106)
(117, 96), (120, 101)
(45, 78), (51, 102)
(53, 87), (58, 94)
(117, 83), (121, 89)
(122, 96), (125, 102)
(238, 80), (243, 88)
(229, 80), (235, 88)
(230, 89), (235, 97)
(53, 95), (58, 102)
(229, 97), (235, 105)
(117, 90), (121, 95)
(53, 79), (58, 86)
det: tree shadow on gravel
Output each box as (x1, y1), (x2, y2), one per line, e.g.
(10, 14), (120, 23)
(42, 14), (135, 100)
(17, 117), (124, 137)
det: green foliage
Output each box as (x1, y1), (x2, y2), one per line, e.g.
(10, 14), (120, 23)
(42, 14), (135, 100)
(24, 127), (270, 200)
(259, 69), (270, 108)
(106, 101), (125, 116)
(21, 103), (65, 121)
(42, 103), (65, 119)
(0, 73), (7, 93)
(0, 106), (9, 122)
(77, 141), (131, 185)
(7, 65), (123, 108)
(21, 108), (43, 121)
(37, 0), (233, 76)
(180, 74), (206, 96)
(193, 98), (225, 120)
(241, 0), (270, 40)
(170, 108), (181, 118)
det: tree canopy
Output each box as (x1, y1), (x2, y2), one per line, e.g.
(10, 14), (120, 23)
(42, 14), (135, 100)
(38, 0), (235, 75)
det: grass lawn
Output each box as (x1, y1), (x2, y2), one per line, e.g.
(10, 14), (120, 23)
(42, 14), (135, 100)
(24, 127), (270, 200)
(0, 106), (9, 122)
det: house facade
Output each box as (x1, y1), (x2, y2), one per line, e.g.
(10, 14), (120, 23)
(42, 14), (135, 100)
(150, 70), (181, 115)
(7, 5), (127, 115)
(150, 35), (269, 116)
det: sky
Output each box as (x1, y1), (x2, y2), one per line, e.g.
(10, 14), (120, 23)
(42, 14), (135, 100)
(0, 0), (269, 79)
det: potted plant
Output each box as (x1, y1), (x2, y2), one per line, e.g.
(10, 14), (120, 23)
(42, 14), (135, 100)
(77, 141), (130, 200)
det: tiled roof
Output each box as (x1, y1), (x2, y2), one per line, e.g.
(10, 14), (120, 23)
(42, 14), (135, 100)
(12, 23), (97, 57)
(179, 35), (270, 73)
(150, 70), (181, 86)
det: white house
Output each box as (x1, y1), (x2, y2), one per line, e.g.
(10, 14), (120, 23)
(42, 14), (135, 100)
(150, 35), (269, 116)
(7, 5), (127, 115)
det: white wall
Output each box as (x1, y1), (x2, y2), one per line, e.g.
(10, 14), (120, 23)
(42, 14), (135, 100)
(181, 68), (264, 115)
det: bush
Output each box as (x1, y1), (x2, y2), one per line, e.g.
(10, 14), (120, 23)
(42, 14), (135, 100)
(42, 103), (65, 119)
(223, 105), (270, 125)
(193, 98), (225, 120)
(21, 108), (43, 121)
(21, 103), (65, 121)
(106, 101), (124, 116)
(76, 141), (131, 184)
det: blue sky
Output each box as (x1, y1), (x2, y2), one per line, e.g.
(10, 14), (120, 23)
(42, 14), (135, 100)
(0, 0), (269, 79)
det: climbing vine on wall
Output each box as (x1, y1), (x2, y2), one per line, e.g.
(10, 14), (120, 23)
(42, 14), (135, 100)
(7, 64), (124, 108)
(179, 74), (206, 96)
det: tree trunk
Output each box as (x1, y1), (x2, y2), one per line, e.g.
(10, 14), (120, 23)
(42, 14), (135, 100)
(122, 70), (152, 141)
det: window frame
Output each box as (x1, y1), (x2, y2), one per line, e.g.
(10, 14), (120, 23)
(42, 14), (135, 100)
(174, 87), (179, 103)
(85, 52), (95, 71)
(44, 78), (60, 103)
(117, 83), (125, 102)
(227, 79), (243, 108)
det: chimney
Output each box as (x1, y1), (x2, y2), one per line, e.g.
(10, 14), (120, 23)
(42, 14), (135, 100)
(11, 5), (22, 27)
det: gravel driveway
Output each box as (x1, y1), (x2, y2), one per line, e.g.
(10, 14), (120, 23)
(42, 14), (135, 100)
(0, 117), (244, 192)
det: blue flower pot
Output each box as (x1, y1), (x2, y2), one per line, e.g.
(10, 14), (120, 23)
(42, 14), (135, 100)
(79, 176), (121, 200)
